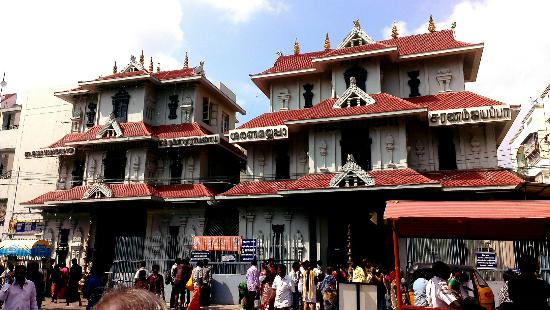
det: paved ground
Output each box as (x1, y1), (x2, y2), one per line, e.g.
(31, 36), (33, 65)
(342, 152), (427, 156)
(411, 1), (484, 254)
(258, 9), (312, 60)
(41, 299), (239, 310)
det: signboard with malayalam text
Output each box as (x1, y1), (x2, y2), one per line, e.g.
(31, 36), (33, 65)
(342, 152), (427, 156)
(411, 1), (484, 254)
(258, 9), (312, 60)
(229, 125), (288, 143)
(25, 147), (75, 159)
(475, 251), (497, 270)
(158, 134), (220, 148)
(428, 105), (511, 126)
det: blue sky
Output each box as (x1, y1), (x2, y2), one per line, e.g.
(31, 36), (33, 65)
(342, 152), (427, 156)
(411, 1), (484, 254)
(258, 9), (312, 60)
(179, 0), (463, 122)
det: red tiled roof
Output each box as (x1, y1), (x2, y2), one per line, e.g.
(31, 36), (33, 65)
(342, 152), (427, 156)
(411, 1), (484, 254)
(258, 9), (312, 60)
(254, 30), (480, 76)
(97, 70), (149, 81)
(221, 180), (295, 196)
(258, 51), (331, 75)
(287, 94), (424, 123)
(320, 43), (394, 58)
(155, 123), (212, 139)
(379, 30), (478, 56)
(238, 110), (310, 129)
(48, 122), (207, 147)
(422, 169), (522, 188)
(23, 183), (215, 205)
(152, 68), (196, 81)
(407, 91), (506, 111)
(158, 184), (216, 198)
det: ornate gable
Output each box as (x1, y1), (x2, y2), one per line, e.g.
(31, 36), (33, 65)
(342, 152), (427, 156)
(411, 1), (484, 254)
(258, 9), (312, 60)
(337, 20), (375, 49)
(82, 183), (113, 199)
(96, 114), (123, 139)
(333, 77), (375, 108)
(329, 154), (375, 188)
(121, 54), (147, 73)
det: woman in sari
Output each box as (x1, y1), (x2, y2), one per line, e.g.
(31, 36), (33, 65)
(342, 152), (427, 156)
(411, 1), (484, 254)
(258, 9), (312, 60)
(259, 259), (277, 310)
(57, 262), (69, 300)
(302, 261), (317, 310)
(187, 260), (204, 310)
(319, 267), (337, 310)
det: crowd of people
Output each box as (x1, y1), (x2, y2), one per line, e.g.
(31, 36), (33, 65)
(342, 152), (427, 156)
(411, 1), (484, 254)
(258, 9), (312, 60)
(243, 258), (396, 310)
(164, 258), (212, 310)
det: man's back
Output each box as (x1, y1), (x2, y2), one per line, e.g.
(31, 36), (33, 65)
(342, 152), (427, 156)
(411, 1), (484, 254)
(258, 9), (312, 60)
(413, 277), (428, 306)
(509, 275), (550, 309)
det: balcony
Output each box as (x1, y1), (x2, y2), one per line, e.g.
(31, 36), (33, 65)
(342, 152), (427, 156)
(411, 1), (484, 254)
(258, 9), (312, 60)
(0, 128), (18, 150)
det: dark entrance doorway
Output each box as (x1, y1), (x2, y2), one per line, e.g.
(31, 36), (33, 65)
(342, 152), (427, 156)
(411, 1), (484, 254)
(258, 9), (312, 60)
(92, 205), (147, 273)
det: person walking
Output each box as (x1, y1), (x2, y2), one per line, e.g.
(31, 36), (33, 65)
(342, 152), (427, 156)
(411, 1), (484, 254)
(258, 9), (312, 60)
(187, 261), (204, 310)
(26, 261), (44, 309)
(319, 267), (337, 310)
(57, 262), (69, 301)
(246, 259), (260, 310)
(200, 259), (212, 306)
(290, 262), (302, 310)
(134, 261), (147, 281)
(508, 255), (550, 309)
(83, 267), (104, 310)
(44, 259), (55, 299)
(66, 258), (83, 306)
(302, 261), (317, 310)
(50, 262), (60, 303)
(1, 262), (14, 286)
(135, 270), (149, 290)
(0, 264), (38, 310)
(272, 264), (294, 310)
(169, 258), (181, 309)
(147, 264), (165, 299)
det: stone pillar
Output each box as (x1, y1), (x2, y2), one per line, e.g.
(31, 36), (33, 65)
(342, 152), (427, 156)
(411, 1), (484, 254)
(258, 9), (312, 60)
(246, 211), (256, 239)
(283, 211), (293, 260)
(264, 212), (273, 258)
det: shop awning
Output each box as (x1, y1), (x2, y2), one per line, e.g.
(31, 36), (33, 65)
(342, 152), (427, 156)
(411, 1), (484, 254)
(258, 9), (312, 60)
(0, 239), (52, 258)
(384, 200), (550, 240)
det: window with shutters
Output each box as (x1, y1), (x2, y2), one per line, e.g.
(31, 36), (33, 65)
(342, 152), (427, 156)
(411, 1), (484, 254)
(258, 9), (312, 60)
(202, 97), (210, 124)
(112, 89), (130, 122)
(222, 112), (230, 133)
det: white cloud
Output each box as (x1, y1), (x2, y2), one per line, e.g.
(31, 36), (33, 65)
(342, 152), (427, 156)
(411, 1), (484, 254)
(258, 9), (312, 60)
(194, 0), (287, 23)
(381, 21), (410, 40)
(0, 0), (184, 97)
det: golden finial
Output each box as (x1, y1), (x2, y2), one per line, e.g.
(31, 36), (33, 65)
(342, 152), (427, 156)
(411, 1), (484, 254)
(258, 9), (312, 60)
(149, 57), (154, 72)
(183, 52), (189, 69)
(324, 33), (331, 50)
(113, 61), (117, 74)
(391, 22), (399, 39)
(353, 19), (361, 29)
(157, 62), (161, 73)
(294, 38), (300, 55)
(140, 50), (145, 66)
(428, 15), (436, 33)
(451, 21), (456, 30)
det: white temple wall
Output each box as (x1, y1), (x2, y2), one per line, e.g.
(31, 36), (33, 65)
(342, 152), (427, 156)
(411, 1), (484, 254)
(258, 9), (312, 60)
(124, 148), (148, 182)
(84, 151), (106, 184)
(98, 87), (145, 123)
(246, 144), (275, 180)
(369, 120), (408, 170)
(332, 60), (381, 96)
(270, 75), (332, 111)
(153, 86), (197, 126)
(308, 129), (341, 173)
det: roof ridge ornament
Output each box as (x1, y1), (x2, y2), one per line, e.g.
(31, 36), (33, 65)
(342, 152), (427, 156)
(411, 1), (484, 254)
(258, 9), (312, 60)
(428, 15), (436, 33)
(324, 33), (331, 50)
(337, 19), (375, 49)
(333, 76), (375, 108)
(149, 57), (154, 72)
(183, 52), (189, 69)
(113, 61), (118, 74)
(391, 22), (399, 39)
(329, 154), (375, 188)
(82, 182), (113, 199)
(140, 50), (145, 66)
(294, 38), (300, 55)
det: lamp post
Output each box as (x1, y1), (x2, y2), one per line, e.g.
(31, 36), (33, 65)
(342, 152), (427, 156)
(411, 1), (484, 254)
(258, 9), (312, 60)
(0, 73), (7, 103)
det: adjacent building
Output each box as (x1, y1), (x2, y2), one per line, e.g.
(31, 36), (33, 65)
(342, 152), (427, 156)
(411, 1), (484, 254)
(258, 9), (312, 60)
(0, 93), (20, 227)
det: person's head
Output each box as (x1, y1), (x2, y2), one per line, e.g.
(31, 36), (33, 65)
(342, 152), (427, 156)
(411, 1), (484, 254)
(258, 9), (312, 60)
(175, 258), (182, 265)
(139, 261), (146, 268)
(451, 267), (461, 279)
(71, 258), (78, 266)
(251, 259), (258, 266)
(202, 259), (209, 266)
(268, 258), (274, 266)
(197, 260), (204, 268)
(518, 255), (538, 276)
(326, 266), (334, 275)
(183, 257), (190, 265)
(152, 264), (160, 275)
(93, 287), (168, 310)
(292, 261), (300, 272)
(316, 260), (322, 267)
(138, 269), (147, 280)
(29, 261), (39, 273)
(14, 264), (26, 284)
(432, 261), (450, 279)
(302, 260), (310, 269)
(277, 264), (287, 277)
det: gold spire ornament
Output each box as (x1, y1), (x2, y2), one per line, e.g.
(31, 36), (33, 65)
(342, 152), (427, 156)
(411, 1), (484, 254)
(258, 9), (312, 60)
(113, 61), (117, 74)
(324, 33), (331, 50)
(451, 21), (457, 30)
(428, 15), (436, 33)
(183, 52), (189, 69)
(294, 38), (300, 55)
(353, 19), (361, 29)
(140, 50), (145, 66)
(149, 57), (154, 72)
(391, 22), (399, 39)
(157, 62), (161, 73)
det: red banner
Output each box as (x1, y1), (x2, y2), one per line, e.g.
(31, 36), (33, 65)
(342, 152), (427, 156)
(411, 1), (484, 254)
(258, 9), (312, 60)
(192, 236), (242, 252)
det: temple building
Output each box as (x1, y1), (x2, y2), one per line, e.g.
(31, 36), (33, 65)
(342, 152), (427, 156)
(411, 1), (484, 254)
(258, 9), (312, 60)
(23, 53), (246, 272)
(0, 92), (20, 227)
(220, 19), (526, 267)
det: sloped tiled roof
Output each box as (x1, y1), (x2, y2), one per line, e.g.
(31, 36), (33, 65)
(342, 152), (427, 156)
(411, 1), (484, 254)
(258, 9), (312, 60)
(378, 30), (477, 56)
(407, 91), (507, 111)
(221, 180), (296, 196)
(154, 123), (213, 139)
(254, 30), (480, 76)
(93, 68), (198, 83)
(422, 169), (523, 188)
(48, 122), (155, 147)
(23, 183), (214, 205)
(238, 110), (311, 129)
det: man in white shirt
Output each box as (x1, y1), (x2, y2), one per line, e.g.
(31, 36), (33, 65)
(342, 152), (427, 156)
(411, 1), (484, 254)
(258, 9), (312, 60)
(133, 260), (147, 280)
(0, 264), (38, 310)
(272, 264), (294, 310)
(426, 261), (460, 308)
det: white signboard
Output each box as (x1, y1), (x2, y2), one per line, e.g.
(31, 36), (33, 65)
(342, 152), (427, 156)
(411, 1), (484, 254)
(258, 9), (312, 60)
(428, 105), (511, 126)
(229, 125), (288, 143)
(158, 134), (220, 148)
(25, 147), (75, 158)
